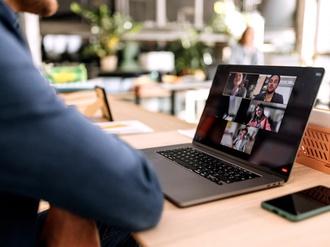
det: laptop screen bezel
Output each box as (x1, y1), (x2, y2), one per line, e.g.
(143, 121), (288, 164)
(193, 64), (325, 182)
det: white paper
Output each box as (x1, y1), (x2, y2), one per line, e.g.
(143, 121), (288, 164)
(94, 120), (153, 135)
(178, 129), (196, 139)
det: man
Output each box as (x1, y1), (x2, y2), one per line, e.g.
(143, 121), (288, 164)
(0, 0), (163, 246)
(232, 127), (249, 152)
(254, 74), (284, 104)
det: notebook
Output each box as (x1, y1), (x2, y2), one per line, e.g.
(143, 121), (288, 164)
(141, 65), (325, 207)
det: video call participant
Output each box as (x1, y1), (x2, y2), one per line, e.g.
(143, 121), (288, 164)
(232, 127), (249, 152)
(254, 74), (284, 104)
(247, 103), (271, 131)
(223, 72), (247, 97)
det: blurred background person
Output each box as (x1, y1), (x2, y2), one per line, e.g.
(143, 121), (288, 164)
(228, 26), (264, 65)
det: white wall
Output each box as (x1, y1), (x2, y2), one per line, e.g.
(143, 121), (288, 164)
(20, 13), (42, 66)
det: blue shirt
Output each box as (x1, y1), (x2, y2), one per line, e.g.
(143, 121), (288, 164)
(228, 43), (264, 65)
(0, 1), (163, 246)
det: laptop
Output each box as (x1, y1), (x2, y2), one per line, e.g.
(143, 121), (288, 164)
(141, 64), (325, 207)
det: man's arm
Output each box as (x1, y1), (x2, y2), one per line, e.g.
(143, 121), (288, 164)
(0, 18), (163, 231)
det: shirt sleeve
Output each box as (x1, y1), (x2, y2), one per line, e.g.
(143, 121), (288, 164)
(0, 17), (163, 231)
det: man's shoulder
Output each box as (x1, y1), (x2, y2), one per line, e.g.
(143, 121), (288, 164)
(0, 2), (17, 27)
(273, 92), (284, 102)
(274, 92), (283, 98)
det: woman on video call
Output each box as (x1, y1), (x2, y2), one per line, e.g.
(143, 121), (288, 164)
(247, 104), (271, 131)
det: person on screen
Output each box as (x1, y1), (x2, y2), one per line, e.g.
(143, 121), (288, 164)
(224, 72), (247, 97)
(232, 127), (249, 152)
(0, 0), (163, 246)
(247, 104), (271, 131)
(254, 74), (284, 104)
(228, 26), (264, 65)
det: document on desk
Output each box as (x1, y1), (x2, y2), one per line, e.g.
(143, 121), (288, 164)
(178, 129), (195, 139)
(94, 120), (153, 135)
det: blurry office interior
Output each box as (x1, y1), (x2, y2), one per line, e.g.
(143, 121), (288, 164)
(22, 0), (330, 120)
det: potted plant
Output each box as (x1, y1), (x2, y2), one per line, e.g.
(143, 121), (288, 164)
(167, 26), (213, 80)
(70, 3), (142, 71)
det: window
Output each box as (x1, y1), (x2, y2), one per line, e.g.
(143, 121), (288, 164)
(117, 0), (223, 29)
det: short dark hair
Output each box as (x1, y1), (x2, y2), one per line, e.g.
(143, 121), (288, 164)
(241, 127), (248, 133)
(256, 103), (265, 110)
(269, 74), (281, 84)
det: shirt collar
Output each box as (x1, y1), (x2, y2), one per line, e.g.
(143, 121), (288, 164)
(0, 0), (26, 44)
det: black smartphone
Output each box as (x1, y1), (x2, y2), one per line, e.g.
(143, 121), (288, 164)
(261, 185), (330, 222)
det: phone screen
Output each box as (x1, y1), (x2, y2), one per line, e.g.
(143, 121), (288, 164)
(262, 185), (330, 221)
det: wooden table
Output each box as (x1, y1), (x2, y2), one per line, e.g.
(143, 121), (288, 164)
(61, 91), (330, 247)
(122, 131), (330, 247)
(60, 90), (197, 132)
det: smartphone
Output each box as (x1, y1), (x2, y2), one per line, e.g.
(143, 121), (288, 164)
(261, 185), (330, 222)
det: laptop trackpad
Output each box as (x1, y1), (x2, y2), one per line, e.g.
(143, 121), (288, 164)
(153, 160), (223, 206)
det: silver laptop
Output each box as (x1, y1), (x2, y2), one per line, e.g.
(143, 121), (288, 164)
(142, 65), (325, 207)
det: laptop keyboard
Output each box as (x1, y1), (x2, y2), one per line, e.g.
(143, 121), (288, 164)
(157, 147), (260, 185)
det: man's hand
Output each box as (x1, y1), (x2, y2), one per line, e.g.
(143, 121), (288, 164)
(37, 206), (100, 247)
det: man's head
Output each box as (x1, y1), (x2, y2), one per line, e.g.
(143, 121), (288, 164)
(4, 0), (58, 16)
(267, 75), (280, 94)
(240, 127), (248, 138)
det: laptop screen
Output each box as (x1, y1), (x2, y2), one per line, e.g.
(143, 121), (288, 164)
(194, 65), (324, 181)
